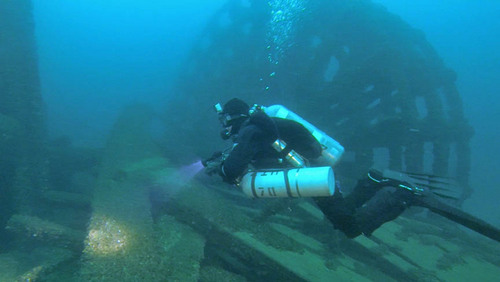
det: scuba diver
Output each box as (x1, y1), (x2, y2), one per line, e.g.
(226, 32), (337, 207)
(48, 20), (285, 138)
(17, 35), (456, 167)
(203, 98), (500, 242)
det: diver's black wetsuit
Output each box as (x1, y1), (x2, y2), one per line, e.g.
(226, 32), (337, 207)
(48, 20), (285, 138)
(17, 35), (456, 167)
(209, 98), (500, 242)
(219, 111), (409, 238)
(220, 111), (280, 183)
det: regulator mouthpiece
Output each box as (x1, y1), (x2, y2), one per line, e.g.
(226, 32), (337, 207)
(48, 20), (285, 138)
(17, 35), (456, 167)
(220, 128), (231, 140)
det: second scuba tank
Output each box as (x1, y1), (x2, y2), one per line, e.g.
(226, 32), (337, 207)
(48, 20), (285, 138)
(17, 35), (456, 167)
(240, 166), (335, 198)
(264, 105), (344, 167)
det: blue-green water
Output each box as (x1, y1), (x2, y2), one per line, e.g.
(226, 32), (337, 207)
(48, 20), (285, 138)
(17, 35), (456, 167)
(373, 0), (500, 239)
(1, 0), (499, 280)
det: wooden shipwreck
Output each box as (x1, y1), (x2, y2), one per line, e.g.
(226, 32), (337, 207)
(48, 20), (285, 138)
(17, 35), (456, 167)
(1, 0), (498, 281)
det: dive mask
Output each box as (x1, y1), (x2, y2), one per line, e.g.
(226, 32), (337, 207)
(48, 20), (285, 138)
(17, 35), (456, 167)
(214, 103), (232, 140)
(214, 102), (247, 128)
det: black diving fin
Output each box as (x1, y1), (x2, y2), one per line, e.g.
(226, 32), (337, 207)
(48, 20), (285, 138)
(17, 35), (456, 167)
(405, 172), (462, 200)
(368, 169), (461, 200)
(413, 194), (500, 243)
(369, 169), (500, 243)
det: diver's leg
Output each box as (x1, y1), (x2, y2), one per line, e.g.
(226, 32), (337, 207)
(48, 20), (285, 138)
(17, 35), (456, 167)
(315, 171), (413, 238)
(316, 168), (431, 238)
(313, 171), (389, 238)
(343, 172), (385, 209)
(355, 186), (411, 236)
(313, 194), (362, 238)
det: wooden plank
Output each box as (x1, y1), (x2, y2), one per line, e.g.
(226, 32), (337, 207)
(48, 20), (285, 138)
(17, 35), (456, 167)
(6, 214), (84, 250)
(165, 178), (421, 281)
(163, 171), (500, 281)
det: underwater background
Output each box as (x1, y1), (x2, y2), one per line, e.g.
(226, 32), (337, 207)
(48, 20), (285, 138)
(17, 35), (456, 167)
(1, 0), (499, 281)
(33, 0), (500, 227)
(374, 0), (500, 234)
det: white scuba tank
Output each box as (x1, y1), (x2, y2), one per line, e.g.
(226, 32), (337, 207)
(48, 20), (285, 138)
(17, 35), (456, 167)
(240, 166), (335, 198)
(264, 104), (344, 167)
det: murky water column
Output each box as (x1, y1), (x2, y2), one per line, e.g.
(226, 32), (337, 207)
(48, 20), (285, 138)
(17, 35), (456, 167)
(263, 0), (308, 93)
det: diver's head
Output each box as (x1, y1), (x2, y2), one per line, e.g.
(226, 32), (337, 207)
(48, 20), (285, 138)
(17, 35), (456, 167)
(214, 98), (250, 139)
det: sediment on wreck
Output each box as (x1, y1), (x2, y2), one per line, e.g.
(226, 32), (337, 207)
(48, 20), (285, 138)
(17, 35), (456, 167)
(78, 105), (205, 281)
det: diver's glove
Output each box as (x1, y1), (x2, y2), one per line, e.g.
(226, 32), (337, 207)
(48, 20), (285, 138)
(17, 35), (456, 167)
(202, 151), (224, 176)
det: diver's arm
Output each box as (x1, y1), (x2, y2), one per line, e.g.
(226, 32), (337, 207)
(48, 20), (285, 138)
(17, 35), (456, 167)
(220, 126), (258, 183)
